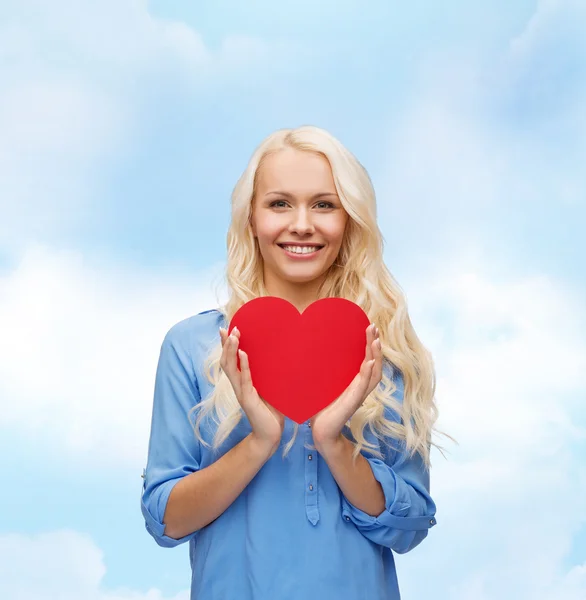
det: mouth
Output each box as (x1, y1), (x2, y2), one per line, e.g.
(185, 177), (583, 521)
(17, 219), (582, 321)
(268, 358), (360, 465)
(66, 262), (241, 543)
(277, 243), (325, 258)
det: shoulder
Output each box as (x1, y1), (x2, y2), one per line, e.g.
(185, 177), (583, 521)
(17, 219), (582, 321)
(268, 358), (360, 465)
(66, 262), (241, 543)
(162, 308), (226, 357)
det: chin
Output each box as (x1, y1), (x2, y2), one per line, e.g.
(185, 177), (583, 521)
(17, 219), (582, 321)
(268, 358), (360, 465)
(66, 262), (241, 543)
(279, 268), (328, 284)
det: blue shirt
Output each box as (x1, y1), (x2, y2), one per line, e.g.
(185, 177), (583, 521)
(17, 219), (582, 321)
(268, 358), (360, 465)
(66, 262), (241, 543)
(141, 309), (437, 600)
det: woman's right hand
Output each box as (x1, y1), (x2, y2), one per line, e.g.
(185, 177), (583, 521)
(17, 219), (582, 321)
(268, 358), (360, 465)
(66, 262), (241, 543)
(219, 326), (285, 455)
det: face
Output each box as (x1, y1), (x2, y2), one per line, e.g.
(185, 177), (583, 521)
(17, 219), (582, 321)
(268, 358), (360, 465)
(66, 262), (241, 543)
(250, 148), (349, 292)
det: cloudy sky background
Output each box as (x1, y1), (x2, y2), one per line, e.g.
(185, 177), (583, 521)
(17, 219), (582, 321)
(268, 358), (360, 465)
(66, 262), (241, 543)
(1, 0), (585, 598)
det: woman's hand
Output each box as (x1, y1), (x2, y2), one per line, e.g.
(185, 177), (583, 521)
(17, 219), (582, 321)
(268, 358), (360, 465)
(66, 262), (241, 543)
(310, 324), (383, 451)
(219, 326), (285, 455)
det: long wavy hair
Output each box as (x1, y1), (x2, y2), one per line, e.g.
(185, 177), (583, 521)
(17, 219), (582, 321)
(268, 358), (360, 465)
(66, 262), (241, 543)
(189, 125), (452, 469)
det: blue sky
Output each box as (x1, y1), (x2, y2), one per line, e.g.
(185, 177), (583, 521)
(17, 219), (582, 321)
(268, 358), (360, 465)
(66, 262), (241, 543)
(0, 0), (585, 598)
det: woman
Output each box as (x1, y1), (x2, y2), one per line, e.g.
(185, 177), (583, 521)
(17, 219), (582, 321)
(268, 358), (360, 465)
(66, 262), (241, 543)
(141, 125), (445, 599)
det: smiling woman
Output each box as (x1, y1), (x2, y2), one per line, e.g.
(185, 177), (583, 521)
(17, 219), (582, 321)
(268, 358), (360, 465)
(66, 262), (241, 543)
(141, 125), (448, 600)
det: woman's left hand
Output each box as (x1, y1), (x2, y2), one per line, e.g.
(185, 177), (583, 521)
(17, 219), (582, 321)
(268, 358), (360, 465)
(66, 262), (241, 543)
(310, 323), (383, 451)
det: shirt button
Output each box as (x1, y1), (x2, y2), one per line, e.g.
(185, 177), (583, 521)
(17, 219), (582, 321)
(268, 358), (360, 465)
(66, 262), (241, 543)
(309, 484), (313, 491)
(308, 422), (311, 428)
(308, 454), (312, 460)
(345, 516), (350, 521)
(430, 518), (436, 525)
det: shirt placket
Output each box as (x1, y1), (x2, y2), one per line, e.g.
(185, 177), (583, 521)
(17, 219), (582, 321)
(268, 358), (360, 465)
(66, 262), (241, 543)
(304, 420), (319, 525)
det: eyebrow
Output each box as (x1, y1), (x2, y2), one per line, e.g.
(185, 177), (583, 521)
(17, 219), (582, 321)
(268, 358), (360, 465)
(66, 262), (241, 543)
(265, 191), (339, 199)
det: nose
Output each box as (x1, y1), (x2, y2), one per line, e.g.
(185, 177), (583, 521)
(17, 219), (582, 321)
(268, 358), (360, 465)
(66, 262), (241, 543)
(288, 207), (315, 235)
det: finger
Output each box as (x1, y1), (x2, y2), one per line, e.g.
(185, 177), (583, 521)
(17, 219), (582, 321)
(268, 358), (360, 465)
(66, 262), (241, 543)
(347, 358), (375, 401)
(374, 338), (383, 370)
(365, 324), (374, 362)
(238, 349), (250, 382)
(371, 337), (382, 362)
(367, 339), (383, 394)
(219, 327), (226, 347)
(362, 359), (377, 395)
(229, 331), (240, 367)
(224, 333), (243, 397)
(360, 360), (377, 401)
(237, 349), (255, 401)
(230, 327), (242, 370)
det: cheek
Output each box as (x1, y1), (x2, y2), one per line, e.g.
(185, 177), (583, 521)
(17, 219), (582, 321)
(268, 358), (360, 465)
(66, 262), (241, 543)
(256, 215), (284, 241)
(324, 218), (348, 246)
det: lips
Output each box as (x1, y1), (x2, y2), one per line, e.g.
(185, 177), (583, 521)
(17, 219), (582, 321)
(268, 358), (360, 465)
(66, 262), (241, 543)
(277, 243), (325, 249)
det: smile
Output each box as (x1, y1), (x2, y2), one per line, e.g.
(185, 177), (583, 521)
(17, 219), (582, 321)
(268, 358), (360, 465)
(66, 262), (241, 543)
(277, 244), (324, 258)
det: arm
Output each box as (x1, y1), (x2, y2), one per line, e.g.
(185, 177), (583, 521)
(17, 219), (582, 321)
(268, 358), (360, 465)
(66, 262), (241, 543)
(163, 433), (274, 540)
(141, 319), (275, 547)
(321, 370), (437, 554)
(317, 435), (386, 517)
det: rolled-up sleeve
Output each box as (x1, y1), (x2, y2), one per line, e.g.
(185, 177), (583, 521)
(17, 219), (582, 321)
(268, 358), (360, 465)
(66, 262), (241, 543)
(341, 370), (437, 554)
(140, 320), (203, 548)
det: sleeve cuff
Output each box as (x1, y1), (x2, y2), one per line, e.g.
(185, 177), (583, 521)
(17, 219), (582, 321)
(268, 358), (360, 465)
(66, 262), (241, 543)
(141, 477), (198, 548)
(341, 457), (437, 531)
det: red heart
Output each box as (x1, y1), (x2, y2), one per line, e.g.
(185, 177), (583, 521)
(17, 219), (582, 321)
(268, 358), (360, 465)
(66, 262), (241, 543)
(228, 297), (370, 423)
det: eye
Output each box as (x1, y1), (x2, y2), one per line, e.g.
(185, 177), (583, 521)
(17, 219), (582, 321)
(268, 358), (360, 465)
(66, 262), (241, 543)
(268, 199), (336, 209)
(269, 200), (289, 208)
(315, 201), (335, 209)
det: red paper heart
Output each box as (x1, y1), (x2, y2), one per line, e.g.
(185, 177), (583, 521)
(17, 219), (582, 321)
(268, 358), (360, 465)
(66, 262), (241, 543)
(228, 297), (370, 423)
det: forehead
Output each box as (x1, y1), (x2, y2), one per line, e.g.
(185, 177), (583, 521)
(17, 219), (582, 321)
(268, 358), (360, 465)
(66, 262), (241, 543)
(256, 148), (336, 192)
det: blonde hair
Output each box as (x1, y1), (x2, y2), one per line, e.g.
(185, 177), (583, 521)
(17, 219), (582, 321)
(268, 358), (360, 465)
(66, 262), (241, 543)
(190, 125), (452, 469)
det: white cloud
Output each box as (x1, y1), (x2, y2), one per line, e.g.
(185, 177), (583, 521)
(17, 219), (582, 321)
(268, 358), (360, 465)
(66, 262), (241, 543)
(373, 0), (586, 580)
(0, 530), (189, 600)
(0, 0), (196, 250)
(379, 0), (586, 262)
(0, 0), (295, 253)
(376, 21), (586, 594)
(0, 0), (209, 68)
(0, 77), (128, 248)
(509, 0), (586, 58)
(0, 243), (227, 468)
(428, 271), (585, 446)
(395, 258), (586, 600)
(558, 563), (586, 600)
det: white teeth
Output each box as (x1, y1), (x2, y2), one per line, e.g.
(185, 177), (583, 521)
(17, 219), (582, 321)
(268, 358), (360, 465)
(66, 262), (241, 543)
(282, 245), (321, 254)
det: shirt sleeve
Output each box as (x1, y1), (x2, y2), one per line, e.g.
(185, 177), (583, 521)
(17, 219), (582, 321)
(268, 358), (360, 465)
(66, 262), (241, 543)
(340, 368), (438, 554)
(140, 320), (203, 548)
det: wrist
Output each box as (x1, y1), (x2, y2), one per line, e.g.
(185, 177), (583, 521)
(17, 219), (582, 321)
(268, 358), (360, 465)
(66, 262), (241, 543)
(314, 434), (347, 458)
(248, 433), (279, 460)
